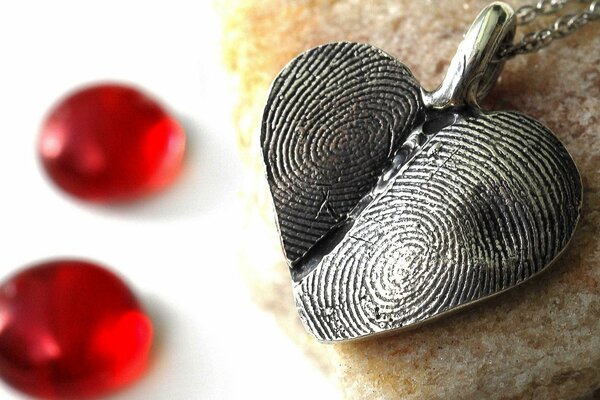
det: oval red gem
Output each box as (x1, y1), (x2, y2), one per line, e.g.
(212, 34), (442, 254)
(39, 83), (186, 202)
(0, 260), (153, 399)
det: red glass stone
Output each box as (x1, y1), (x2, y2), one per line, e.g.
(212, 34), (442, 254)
(39, 83), (186, 202)
(0, 260), (153, 399)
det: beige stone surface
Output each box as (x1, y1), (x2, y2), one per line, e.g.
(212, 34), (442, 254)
(218, 0), (600, 398)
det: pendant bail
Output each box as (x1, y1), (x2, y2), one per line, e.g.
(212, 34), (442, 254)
(424, 1), (516, 109)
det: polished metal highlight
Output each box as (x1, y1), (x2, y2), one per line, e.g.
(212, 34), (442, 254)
(261, 2), (582, 342)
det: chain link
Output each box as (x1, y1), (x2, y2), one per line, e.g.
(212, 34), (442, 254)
(499, 0), (600, 59)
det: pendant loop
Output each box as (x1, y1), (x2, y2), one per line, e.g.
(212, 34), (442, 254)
(424, 2), (516, 109)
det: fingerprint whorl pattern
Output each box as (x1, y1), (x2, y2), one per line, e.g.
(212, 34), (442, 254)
(261, 42), (422, 264)
(295, 111), (582, 342)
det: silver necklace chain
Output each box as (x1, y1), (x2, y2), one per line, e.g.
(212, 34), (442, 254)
(499, 0), (600, 59)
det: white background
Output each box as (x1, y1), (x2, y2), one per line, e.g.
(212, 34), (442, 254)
(0, 2), (339, 399)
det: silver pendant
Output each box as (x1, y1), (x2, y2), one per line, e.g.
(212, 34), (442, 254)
(260, 2), (582, 342)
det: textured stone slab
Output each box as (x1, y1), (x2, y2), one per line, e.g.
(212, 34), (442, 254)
(219, 0), (600, 398)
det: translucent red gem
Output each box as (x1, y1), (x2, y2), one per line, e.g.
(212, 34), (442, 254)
(0, 260), (153, 399)
(38, 83), (186, 202)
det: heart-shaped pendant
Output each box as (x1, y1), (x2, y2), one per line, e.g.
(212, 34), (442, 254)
(261, 2), (582, 342)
